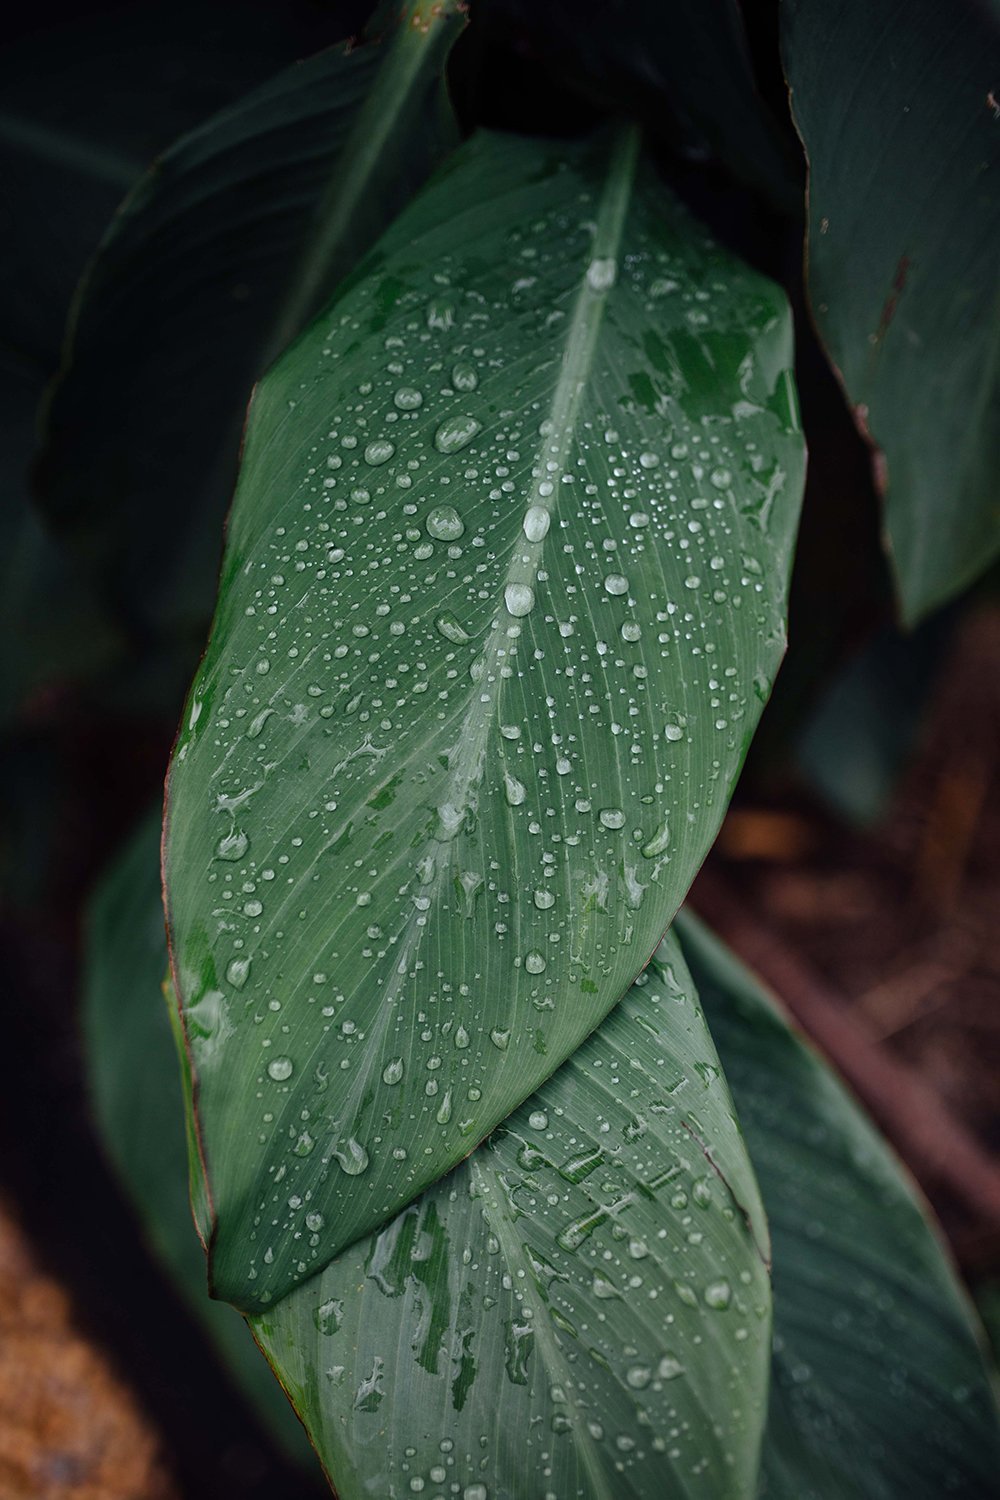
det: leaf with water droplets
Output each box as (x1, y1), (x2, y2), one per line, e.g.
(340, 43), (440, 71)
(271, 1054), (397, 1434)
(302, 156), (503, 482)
(251, 935), (772, 1499)
(164, 126), (804, 1309)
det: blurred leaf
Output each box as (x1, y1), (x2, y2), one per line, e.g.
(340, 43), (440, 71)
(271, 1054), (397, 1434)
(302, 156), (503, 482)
(251, 935), (771, 1500)
(783, 0), (1000, 625)
(678, 911), (1000, 1499)
(478, 0), (798, 207)
(82, 808), (315, 1470)
(37, 0), (465, 638)
(163, 125), (804, 1309)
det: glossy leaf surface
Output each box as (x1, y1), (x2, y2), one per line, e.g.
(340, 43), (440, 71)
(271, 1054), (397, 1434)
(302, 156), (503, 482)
(784, 0), (1000, 624)
(164, 126), (804, 1309)
(82, 811), (314, 1467)
(251, 934), (771, 1500)
(678, 912), (1000, 1499)
(38, 0), (464, 637)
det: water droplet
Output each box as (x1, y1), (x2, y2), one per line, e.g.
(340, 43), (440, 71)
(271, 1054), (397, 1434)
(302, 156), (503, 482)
(383, 1057), (404, 1086)
(504, 772), (527, 806)
(641, 819), (670, 858)
(267, 1055), (293, 1082)
(664, 722), (684, 742)
(434, 611), (470, 644)
(626, 1364), (652, 1389)
(504, 582), (535, 617)
(620, 621), (641, 642)
(603, 573), (628, 596)
(364, 439), (395, 466)
(523, 505), (550, 542)
(533, 889), (555, 909)
(436, 1088), (453, 1124)
(525, 950), (546, 974)
(426, 505), (465, 540)
(490, 1028), (510, 1050)
(455, 1025), (470, 1049)
(434, 415), (481, 454)
(333, 1138), (369, 1176)
(314, 1298), (344, 1335)
(215, 830), (248, 861)
(528, 1110), (548, 1130)
(639, 450), (660, 469)
(226, 956), (251, 988)
(451, 361), (478, 391)
(394, 386), (423, 410)
(658, 1355), (685, 1380)
(599, 808), (625, 830)
(586, 257), (617, 291)
(704, 1279), (732, 1310)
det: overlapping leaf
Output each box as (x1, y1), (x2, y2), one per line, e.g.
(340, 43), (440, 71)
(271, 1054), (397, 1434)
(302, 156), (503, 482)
(164, 125), (805, 1310)
(679, 912), (1000, 1499)
(37, 0), (465, 636)
(783, 0), (1000, 624)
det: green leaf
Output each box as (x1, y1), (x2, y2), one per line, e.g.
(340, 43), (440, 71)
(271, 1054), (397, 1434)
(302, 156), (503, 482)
(249, 932), (771, 1500)
(783, 0), (1000, 624)
(677, 912), (1000, 1499)
(82, 809), (315, 1470)
(37, 0), (465, 638)
(164, 125), (804, 1310)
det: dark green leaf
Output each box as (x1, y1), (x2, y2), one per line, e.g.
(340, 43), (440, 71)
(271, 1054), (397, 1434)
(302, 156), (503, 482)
(164, 125), (805, 1309)
(783, 0), (1000, 624)
(248, 931), (772, 1500)
(83, 809), (314, 1468)
(677, 912), (1000, 1499)
(37, 0), (465, 637)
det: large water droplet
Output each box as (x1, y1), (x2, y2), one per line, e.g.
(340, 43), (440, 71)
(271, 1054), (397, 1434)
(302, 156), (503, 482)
(394, 386), (423, 410)
(641, 819), (670, 858)
(504, 582), (535, 617)
(314, 1297), (344, 1335)
(433, 415), (481, 454)
(599, 808), (625, 830)
(504, 772), (527, 806)
(523, 505), (550, 542)
(451, 361), (478, 391)
(524, 950), (546, 974)
(426, 505), (465, 541)
(434, 611), (470, 644)
(383, 1057), (404, 1086)
(226, 956), (251, 988)
(704, 1279), (732, 1310)
(587, 257), (617, 291)
(333, 1138), (369, 1176)
(603, 573), (628, 596)
(267, 1055), (293, 1082)
(215, 830), (248, 861)
(364, 439), (395, 466)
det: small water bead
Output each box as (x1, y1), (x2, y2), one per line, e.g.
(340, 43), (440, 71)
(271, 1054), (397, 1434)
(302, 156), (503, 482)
(704, 1279), (732, 1310)
(435, 611), (471, 644)
(525, 950), (547, 974)
(533, 889), (555, 910)
(620, 622), (641, 642)
(451, 361), (478, 391)
(599, 808), (625, 830)
(426, 506), (465, 541)
(383, 1057), (405, 1086)
(364, 439), (395, 466)
(433, 414), (481, 454)
(215, 829), (249, 861)
(226, 956), (251, 988)
(394, 386), (423, 410)
(523, 505), (550, 542)
(586, 256), (617, 291)
(267, 1056), (294, 1082)
(504, 582), (535, 617)
(603, 573), (628, 596)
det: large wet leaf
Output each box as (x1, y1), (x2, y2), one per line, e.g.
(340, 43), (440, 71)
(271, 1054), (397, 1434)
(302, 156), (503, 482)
(164, 126), (804, 1310)
(37, 0), (464, 638)
(783, 0), (1000, 624)
(249, 933), (771, 1500)
(82, 810), (314, 1468)
(678, 912), (1000, 1499)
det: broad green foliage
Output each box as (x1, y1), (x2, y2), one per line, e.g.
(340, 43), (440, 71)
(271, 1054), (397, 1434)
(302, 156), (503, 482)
(783, 0), (1000, 624)
(82, 810), (314, 1467)
(37, 0), (464, 637)
(164, 125), (804, 1310)
(251, 937), (771, 1500)
(679, 913), (1000, 1499)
